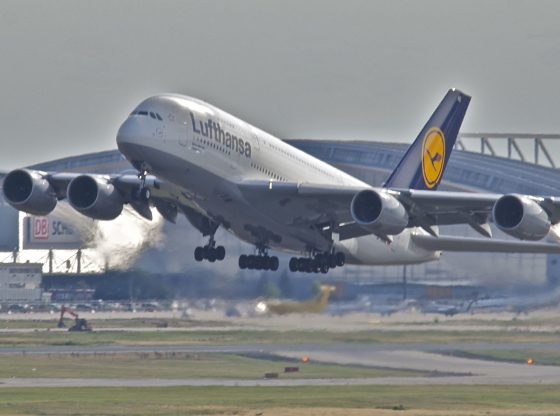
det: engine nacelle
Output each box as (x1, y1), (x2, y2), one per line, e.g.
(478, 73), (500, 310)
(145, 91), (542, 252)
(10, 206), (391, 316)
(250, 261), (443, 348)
(492, 194), (550, 240)
(2, 169), (57, 215)
(67, 175), (123, 220)
(350, 189), (409, 235)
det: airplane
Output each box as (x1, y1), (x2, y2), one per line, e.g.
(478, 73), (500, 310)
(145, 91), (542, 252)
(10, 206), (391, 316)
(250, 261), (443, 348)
(469, 290), (560, 315)
(420, 299), (476, 316)
(327, 296), (417, 316)
(4, 89), (560, 274)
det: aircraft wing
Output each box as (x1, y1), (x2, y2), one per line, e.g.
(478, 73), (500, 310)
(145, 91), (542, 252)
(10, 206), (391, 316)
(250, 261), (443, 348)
(236, 180), (365, 228)
(236, 180), (560, 241)
(26, 172), (163, 201)
(4, 169), (197, 223)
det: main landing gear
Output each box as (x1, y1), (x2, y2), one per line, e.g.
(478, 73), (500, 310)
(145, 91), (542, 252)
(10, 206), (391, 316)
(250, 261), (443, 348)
(238, 247), (279, 271)
(194, 236), (226, 263)
(288, 252), (345, 274)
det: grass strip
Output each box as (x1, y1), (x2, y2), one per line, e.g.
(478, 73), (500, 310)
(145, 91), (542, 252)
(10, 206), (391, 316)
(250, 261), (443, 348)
(0, 385), (559, 415)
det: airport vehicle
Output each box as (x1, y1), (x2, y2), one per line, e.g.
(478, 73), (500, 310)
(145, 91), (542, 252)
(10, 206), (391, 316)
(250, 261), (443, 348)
(256, 285), (335, 315)
(57, 305), (92, 331)
(5, 89), (560, 274)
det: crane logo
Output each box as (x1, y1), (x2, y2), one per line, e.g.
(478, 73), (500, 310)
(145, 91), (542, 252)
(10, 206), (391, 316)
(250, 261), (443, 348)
(421, 127), (446, 189)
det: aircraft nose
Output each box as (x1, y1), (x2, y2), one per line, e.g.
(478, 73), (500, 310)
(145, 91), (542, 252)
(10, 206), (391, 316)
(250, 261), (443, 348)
(116, 117), (143, 146)
(116, 116), (154, 163)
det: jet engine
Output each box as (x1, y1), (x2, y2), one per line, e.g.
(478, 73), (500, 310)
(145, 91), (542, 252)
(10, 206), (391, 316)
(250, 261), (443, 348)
(2, 169), (57, 215)
(350, 189), (408, 235)
(67, 175), (124, 220)
(492, 194), (550, 240)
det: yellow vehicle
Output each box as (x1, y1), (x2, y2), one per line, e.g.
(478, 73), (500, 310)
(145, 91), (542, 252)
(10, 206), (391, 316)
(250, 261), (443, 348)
(259, 285), (335, 315)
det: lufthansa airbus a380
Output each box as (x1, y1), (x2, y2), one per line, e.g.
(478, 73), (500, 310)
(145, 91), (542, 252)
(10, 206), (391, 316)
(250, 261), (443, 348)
(4, 89), (560, 274)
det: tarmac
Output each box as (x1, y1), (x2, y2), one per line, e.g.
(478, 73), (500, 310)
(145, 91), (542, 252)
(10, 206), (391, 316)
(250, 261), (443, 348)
(1, 309), (559, 387)
(0, 340), (559, 387)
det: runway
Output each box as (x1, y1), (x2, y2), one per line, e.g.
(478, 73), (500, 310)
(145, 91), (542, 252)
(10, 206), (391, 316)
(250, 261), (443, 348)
(1, 341), (559, 387)
(1, 340), (560, 355)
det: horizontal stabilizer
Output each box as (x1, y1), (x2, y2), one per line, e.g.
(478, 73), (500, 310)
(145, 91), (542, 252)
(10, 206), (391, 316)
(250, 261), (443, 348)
(412, 234), (560, 253)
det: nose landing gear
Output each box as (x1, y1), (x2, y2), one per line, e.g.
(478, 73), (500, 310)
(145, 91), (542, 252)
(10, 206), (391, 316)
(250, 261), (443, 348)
(135, 167), (151, 202)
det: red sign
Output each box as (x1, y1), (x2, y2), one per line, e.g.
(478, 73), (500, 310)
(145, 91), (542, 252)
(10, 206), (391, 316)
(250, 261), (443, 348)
(33, 217), (49, 240)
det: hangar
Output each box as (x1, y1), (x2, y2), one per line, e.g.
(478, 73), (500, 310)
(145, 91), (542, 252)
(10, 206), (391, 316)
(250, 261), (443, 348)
(2, 137), (560, 291)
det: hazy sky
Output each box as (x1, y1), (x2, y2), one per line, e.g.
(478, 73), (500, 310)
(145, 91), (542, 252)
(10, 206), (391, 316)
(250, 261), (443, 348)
(2, 0), (560, 168)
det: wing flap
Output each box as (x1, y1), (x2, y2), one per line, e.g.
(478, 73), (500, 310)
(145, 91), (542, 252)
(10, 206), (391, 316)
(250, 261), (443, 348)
(237, 180), (367, 227)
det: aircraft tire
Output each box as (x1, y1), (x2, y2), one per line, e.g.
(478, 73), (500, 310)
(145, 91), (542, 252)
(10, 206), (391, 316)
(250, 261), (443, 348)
(207, 249), (217, 263)
(140, 187), (151, 201)
(216, 246), (226, 261)
(194, 247), (204, 262)
(335, 252), (346, 267)
(270, 256), (279, 271)
(261, 257), (270, 271)
(238, 255), (247, 269)
(247, 255), (256, 270)
(289, 257), (298, 272)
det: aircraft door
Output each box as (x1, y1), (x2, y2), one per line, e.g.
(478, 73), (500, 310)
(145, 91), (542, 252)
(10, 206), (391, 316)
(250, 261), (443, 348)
(178, 110), (190, 148)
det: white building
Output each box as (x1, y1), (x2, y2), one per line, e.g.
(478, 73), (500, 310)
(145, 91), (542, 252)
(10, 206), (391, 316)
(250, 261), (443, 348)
(0, 263), (42, 302)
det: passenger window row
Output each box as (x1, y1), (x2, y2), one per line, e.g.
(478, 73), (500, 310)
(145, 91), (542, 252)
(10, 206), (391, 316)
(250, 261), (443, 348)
(130, 110), (164, 121)
(195, 136), (232, 156)
(267, 140), (335, 179)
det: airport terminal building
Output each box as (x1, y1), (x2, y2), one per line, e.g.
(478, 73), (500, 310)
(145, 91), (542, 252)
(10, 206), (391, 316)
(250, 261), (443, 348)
(1, 138), (560, 297)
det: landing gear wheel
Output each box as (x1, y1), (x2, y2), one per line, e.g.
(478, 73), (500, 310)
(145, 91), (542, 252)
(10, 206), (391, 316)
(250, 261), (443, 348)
(335, 252), (346, 267)
(194, 247), (204, 262)
(239, 255), (248, 269)
(259, 257), (269, 271)
(207, 249), (217, 263)
(289, 257), (298, 272)
(139, 187), (151, 202)
(246, 255), (255, 270)
(215, 246), (226, 261)
(269, 256), (279, 271)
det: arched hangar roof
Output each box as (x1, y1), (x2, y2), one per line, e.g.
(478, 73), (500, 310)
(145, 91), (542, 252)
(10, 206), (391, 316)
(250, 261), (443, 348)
(31, 140), (560, 195)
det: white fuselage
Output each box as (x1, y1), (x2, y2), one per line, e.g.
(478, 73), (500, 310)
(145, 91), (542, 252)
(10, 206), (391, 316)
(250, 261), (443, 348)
(116, 94), (439, 265)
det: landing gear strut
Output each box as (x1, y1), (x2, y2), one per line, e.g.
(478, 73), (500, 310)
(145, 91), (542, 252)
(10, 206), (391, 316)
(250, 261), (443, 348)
(238, 247), (279, 271)
(288, 252), (345, 274)
(194, 236), (226, 263)
(136, 168), (151, 202)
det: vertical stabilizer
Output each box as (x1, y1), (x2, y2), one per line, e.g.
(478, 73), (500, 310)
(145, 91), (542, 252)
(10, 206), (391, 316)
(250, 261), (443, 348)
(384, 89), (470, 190)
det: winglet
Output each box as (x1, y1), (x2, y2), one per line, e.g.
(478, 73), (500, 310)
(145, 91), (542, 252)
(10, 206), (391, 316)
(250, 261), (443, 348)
(384, 89), (471, 190)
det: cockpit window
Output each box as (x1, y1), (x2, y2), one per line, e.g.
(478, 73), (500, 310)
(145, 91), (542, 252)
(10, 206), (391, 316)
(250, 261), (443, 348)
(130, 110), (163, 121)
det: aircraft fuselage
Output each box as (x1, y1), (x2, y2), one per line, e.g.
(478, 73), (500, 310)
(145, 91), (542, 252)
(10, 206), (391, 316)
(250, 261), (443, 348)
(116, 94), (438, 265)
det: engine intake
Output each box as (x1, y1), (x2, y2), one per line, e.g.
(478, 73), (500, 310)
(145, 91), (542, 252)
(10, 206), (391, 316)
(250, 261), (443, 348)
(2, 169), (57, 215)
(67, 175), (123, 220)
(493, 194), (550, 240)
(350, 189), (408, 235)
